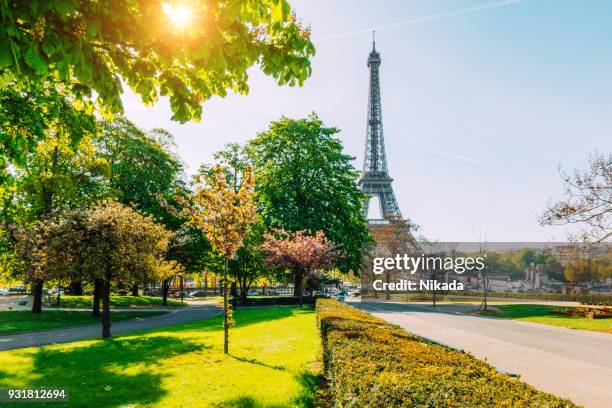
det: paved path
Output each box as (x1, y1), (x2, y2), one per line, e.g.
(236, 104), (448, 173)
(353, 301), (612, 408)
(0, 305), (221, 351)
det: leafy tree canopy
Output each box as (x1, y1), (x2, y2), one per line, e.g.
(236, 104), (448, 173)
(96, 117), (183, 228)
(0, 0), (315, 122)
(247, 114), (371, 273)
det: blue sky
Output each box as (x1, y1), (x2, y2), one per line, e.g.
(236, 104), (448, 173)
(123, 0), (611, 241)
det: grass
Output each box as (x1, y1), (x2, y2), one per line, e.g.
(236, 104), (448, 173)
(0, 306), (321, 407)
(0, 310), (166, 335)
(494, 304), (612, 333)
(45, 295), (186, 308)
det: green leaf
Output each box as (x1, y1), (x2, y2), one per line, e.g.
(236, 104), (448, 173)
(54, 0), (76, 16)
(86, 21), (100, 37)
(42, 40), (56, 57)
(0, 42), (12, 68)
(24, 46), (47, 75)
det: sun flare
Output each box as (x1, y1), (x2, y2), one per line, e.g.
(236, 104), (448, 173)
(162, 2), (192, 28)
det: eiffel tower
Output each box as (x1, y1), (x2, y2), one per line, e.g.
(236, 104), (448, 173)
(358, 33), (402, 222)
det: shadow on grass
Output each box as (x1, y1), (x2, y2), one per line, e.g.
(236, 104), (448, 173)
(22, 336), (205, 407)
(230, 355), (286, 371)
(293, 370), (324, 408)
(162, 305), (315, 334)
(212, 395), (287, 408)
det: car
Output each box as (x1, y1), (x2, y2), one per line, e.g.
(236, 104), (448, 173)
(188, 291), (208, 297)
(49, 286), (65, 295)
(247, 289), (260, 296)
(0, 288), (8, 296)
(8, 286), (26, 294)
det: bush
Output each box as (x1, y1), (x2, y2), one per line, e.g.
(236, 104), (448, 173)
(550, 307), (612, 319)
(317, 299), (577, 407)
(370, 290), (612, 306)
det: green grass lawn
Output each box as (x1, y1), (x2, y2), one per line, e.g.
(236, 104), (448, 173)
(0, 310), (165, 335)
(494, 304), (612, 333)
(0, 306), (321, 407)
(45, 295), (185, 308)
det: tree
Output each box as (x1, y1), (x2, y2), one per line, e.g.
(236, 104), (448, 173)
(183, 165), (258, 354)
(165, 224), (211, 304)
(233, 219), (269, 305)
(96, 117), (183, 228)
(199, 143), (268, 305)
(15, 209), (91, 308)
(18, 202), (173, 330)
(564, 260), (593, 284)
(0, 0), (314, 122)
(1, 83), (105, 312)
(541, 152), (611, 243)
(518, 249), (538, 269)
(262, 229), (336, 306)
(82, 200), (172, 338)
(248, 114), (370, 276)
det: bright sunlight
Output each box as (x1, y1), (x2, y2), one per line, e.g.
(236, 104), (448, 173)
(162, 2), (192, 28)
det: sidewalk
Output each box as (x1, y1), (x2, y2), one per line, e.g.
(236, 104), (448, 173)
(0, 304), (221, 351)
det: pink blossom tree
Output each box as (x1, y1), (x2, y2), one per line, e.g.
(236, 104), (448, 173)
(262, 229), (336, 305)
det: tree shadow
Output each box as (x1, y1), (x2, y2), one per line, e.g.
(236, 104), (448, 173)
(167, 306), (314, 333)
(22, 336), (205, 407)
(212, 395), (287, 408)
(230, 355), (286, 371)
(293, 370), (324, 408)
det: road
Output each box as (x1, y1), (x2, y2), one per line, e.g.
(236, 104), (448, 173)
(0, 305), (221, 351)
(353, 300), (612, 408)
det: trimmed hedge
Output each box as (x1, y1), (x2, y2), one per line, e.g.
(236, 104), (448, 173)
(317, 299), (577, 407)
(458, 291), (612, 306)
(368, 290), (612, 306)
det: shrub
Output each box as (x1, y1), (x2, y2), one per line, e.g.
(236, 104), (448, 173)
(369, 290), (612, 306)
(550, 307), (612, 319)
(317, 299), (577, 407)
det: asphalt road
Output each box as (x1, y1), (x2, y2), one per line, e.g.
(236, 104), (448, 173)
(0, 305), (221, 351)
(353, 301), (612, 408)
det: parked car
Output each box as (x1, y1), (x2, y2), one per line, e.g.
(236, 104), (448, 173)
(188, 291), (208, 297)
(8, 286), (26, 294)
(0, 288), (8, 296)
(49, 286), (65, 296)
(247, 289), (260, 296)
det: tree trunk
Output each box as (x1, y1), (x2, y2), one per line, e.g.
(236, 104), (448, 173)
(162, 279), (169, 306)
(131, 283), (139, 296)
(69, 280), (83, 296)
(32, 278), (43, 313)
(240, 275), (248, 306)
(102, 270), (112, 339)
(92, 278), (102, 317)
(294, 270), (304, 307)
(223, 258), (229, 354)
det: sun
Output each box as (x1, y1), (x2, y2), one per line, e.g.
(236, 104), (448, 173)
(162, 2), (192, 28)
